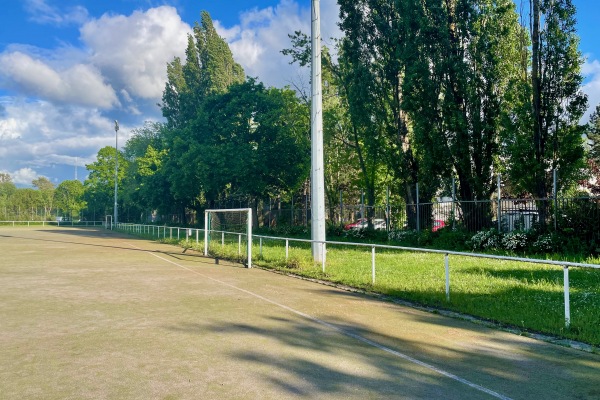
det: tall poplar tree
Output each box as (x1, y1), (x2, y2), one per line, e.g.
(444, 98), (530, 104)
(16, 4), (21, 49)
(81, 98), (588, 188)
(507, 0), (587, 227)
(403, 0), (523, 229)
(159, 11), (246, 217)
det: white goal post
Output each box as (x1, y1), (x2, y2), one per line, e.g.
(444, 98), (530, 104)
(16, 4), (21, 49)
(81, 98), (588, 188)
(204, 208), (252, 268)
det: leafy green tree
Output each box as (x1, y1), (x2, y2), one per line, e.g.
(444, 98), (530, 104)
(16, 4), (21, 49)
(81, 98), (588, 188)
(161, 11), (245, 129)
(0, 173), (16, 219)
(400, 0), (525, 229)
(159, 11), (247, 220)
(83, 146), (129, 220)
(205, 79), (310, 201)
(11, 188), (40, 220)
(508, 0), (587, 226)
(587, 104), (600, 164)
(32, 177), (55, 219)
(54, 180), (85, 220)
(122, 122), (173, 221)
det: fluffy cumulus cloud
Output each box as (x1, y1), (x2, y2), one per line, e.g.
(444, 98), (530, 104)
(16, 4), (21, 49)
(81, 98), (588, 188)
(80, 6), (191, 100)
(216, 0), (341, 90)
(0, 51), (119, 109)
(10, 168), (41, 186)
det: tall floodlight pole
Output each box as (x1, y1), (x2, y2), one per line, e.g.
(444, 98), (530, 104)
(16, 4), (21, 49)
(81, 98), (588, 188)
(114, 120), (119, 229)
(311, 0), (326, 262)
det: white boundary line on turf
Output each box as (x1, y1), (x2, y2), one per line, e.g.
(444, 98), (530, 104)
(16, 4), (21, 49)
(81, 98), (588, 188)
(126, 242), (513, 400)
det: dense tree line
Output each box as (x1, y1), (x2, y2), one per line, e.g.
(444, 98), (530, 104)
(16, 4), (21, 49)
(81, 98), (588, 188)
(4, 3), (597, 233)
(0, 173), (85, 220)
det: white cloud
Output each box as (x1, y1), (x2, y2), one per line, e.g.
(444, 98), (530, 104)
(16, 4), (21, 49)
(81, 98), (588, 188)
(582, 57), (600, 122)
(0, 118), (23, 140)
(10, 168), (40, 186)
(80, 6), (191, 100)
(24, 0), (88, 26)
(216, 0), (341, 89)
(0, 99), (123, 185)
(0, 51), (119, 109)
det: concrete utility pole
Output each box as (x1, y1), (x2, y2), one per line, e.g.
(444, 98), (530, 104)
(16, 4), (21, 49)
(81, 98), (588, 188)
(311, 0), (326, 262)
(114, 120), (119, 229)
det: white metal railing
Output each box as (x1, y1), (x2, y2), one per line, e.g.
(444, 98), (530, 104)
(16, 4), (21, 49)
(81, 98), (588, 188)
(0, 220), (105, 227)
(117, 223), (599, 328)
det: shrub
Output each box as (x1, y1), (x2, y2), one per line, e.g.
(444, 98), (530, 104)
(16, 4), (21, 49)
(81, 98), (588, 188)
(469, 229), (502, 251)
(531, 233), (558, 253)
(501, 231), (531, 252)
(388, 229), (420, 246)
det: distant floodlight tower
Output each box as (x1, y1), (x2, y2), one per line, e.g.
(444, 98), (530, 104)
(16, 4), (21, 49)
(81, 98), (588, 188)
(114, 120), (119, 229)
(311, 0), (326, 262)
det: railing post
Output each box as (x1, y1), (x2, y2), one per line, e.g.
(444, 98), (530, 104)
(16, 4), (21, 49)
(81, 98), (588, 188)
(196, 229), (199, 245)
(286, 239), (289, 260)
(322, 242), (326, 273)
(222, 232), (225, 247)
(372, 246), (376, 284)
(238, 234), (241, 256)
(564, 265), (570, 328)
(445, 254), (450, 301)
(259, 237), (263, 257)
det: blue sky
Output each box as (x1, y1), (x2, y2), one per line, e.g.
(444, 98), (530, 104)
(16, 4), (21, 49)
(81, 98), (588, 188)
(0, 0), (598, 187)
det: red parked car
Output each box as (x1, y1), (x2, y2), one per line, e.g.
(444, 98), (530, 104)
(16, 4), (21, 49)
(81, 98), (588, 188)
(432, 220), (446, 232)
(344, 218), (367, 230)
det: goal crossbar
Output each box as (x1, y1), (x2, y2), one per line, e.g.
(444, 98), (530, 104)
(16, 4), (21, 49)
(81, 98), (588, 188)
(204, 208), (252, 268)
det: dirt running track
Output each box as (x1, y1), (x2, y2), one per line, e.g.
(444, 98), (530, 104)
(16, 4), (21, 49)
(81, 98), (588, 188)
(0, 226), (599, 399)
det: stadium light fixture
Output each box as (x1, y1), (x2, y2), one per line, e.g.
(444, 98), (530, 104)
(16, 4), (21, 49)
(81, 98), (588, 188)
(311, 0), (326, 262)
(114, 120), (119, 229)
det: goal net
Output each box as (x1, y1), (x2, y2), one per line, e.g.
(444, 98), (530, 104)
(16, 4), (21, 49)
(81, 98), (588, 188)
(204, 208), (252, 268)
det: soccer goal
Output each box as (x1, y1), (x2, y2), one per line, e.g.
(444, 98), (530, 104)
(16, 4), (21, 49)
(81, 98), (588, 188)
(204, 208), (252, 268)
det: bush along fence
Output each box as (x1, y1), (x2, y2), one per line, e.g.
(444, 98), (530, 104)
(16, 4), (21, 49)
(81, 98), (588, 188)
(116, 222), (600, 332)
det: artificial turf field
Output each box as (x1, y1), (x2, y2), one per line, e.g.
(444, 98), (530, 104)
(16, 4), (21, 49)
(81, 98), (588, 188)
(1, 226), (599, 399)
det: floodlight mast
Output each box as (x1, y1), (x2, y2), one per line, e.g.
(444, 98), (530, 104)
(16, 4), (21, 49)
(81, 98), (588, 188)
(114, 120), (119, 229)
(311, 0), (326, 262)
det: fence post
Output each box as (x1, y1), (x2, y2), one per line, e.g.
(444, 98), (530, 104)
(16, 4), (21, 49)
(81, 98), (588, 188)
(564, 265), (570, 328)
(372, 246), (376, 284)
(553, 169), (558, 231)
(497, 174), (501, 232)
(452, 177), (456, 231)
(222, 232), (225, 247)
(238, 234), (241, 256)
(340, 190), (343, 226)
(196, 229), (199, 245)
(416, 183), (420, 233)
(286, 239), (289, 260)
(445, 254), (450, 301)
(259, 237), (263, 257)
(386, 186), (390, 232)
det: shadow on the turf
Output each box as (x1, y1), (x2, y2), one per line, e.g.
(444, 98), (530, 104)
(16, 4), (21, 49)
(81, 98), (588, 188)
(164, 298), (600, 399)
